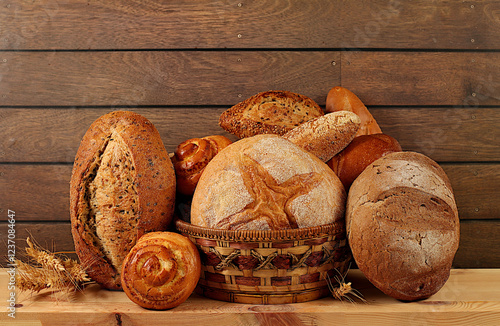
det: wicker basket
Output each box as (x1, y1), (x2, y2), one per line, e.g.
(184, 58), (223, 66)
(175, 219), (352, 304)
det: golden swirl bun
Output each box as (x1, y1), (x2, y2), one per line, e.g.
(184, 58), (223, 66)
(173, 135), (232, 195)
(121, 232), (201, 310)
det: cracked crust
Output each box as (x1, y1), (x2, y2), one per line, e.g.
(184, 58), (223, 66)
(70, 111), (176, 290)
(190, 134), (346, 230)
(219, 90), (324, 138)
(346, 151), (459, 301)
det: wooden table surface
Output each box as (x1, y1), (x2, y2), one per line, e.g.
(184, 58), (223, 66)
(1, 268), (499, 325)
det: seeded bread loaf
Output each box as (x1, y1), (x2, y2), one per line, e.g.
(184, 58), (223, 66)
(70, 111), (176, 290)
(190, 134), (346, 230)
(346, 151), (459, 301)
(219, 90), (324, 138)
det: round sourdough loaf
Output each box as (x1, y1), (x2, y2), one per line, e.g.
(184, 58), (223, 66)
(190, 134), (346, 230)
(346, 151), (459, 301)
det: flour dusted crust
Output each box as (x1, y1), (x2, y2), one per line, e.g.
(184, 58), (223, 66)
(70, 111), (176, 290)
(219, 90), (324, 138)
(346, 151), (459, 301)
(190, 134), (346, 230)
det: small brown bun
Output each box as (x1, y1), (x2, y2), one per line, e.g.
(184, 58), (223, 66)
(328, 133), (402, 190)
(283, 111), (361, 162)
(121, 232), (201, 310)
(173, 135), (232, 195)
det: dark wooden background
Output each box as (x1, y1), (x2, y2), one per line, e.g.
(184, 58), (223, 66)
(1, 0), (499, 268)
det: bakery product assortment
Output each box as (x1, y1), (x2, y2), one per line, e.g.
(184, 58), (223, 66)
(70, 111), (176, 290)
(173, 135), (232, 195)
(328, 133), (402, 190)
(283, 110), (361, 162)
(69, 87), (460, 306)
(190, 134), (346, 230)
(219, 90), (324, 138)
(346, 151), (460, 301)
(121, 232), (201, 310)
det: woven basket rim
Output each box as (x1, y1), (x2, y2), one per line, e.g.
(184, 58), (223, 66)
(175, 218), (345, 242)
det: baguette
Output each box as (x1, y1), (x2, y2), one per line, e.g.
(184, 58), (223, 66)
(282, 111), (361, 162)
(70, 111), (176, 290)
(326, 86), (382, 136)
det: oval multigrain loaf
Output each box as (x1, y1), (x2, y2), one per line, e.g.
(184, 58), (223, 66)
(70, 111), (176, 290)
(346, 151), (459, 301)
(219, 90), (324, 138)
(190, 134), (346, 230)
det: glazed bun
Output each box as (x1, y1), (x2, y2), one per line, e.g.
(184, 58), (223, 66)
(173, 135), (232, 195)
(121, 232), (201, 310)
(328, 133), (402, 190)
(190, 134), (346, 230)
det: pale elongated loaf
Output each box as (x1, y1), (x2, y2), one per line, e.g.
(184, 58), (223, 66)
(70, 111), (176, 290)
(282, 111), (361, 162)
(346, 151), (459, 301)
(190, 134), (346, 230)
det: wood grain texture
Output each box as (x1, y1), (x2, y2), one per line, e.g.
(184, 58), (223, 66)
(0, 107), (236, 162)
(454, 221), (500, 268)
(1, 0), (499, 50)
(1, 107), (499, 162)
(0, 165), (71, 221)
(442, 164), (500, 220)
(370, 107), (500, 162)
(1, 269), (500, 326)
(1, 51), (499, 107)
(0, 163), (498, 222)
(341, 51), (500, 106)
(0, 51), (340, 107)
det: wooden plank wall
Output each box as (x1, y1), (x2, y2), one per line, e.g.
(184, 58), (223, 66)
(1, 0), (499, 268)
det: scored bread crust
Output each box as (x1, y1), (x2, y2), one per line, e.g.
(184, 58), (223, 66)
(346, 151), (459, 301)
(190, 134), (346, 230)
(219, 90), (324, 138)
(283, 111), (361, 162)
(70, 111), (176, 290)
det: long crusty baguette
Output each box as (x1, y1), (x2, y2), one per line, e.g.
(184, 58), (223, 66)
(70, 111), (176, 290)
(282, 111), (361, 162)
(325, 86), (382, 136)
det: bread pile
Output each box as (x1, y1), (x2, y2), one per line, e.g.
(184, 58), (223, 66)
(70, 86), (460, 308)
